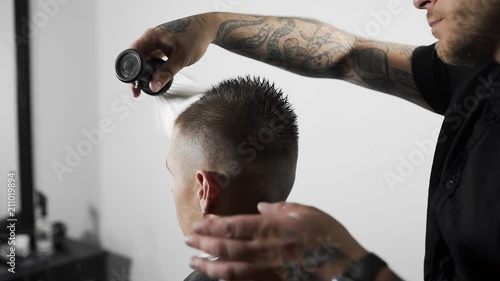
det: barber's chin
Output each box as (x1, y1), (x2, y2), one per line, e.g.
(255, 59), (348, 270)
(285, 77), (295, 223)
(431, 28), (440, 39)
(435, 42), (452, 64)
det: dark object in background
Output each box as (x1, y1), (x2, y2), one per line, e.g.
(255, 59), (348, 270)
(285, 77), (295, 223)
(0, 211), (29, 244)
(0, 239), (107, 281)
(15, 0), (36, 253)
(52, 221), (67, 251)
(34, 190), (54, 255)
(115, 49), (174, 95)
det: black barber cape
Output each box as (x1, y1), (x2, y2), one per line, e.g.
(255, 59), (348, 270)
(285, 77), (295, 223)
(183, 270), (217, 281)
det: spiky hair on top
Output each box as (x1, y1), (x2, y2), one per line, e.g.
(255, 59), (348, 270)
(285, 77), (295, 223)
(175, 75), (298, 201)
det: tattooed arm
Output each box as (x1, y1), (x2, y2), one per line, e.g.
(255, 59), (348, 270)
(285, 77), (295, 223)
(130, 13), (429, 110)
(210, 13), (429, 110)
(185, 202), (408, 281)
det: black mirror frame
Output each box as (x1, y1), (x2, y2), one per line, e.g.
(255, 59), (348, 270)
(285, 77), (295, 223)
(14, 0), (36, 251)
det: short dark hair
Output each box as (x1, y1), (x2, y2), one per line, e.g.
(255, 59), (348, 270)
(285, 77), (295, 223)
(175, 75), (298, 202)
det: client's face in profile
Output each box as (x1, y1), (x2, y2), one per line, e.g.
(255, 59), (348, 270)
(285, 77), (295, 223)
(166, 126), (208, 236)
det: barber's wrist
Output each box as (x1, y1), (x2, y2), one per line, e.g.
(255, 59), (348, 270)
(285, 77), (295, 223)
(200, 12), (223, 43)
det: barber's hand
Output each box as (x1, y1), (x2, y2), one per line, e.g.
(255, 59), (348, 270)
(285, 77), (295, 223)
(129, 13), (218, 97)
(185, 202), (368, 281)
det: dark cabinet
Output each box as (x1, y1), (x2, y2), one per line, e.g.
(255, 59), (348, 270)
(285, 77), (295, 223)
(0, 239), (107, 281)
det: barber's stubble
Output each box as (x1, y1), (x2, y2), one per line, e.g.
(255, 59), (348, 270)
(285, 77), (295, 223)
(433, 0), (500, 66)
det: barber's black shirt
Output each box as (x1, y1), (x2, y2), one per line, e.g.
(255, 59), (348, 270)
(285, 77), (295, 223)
(412, 44), (500, 281)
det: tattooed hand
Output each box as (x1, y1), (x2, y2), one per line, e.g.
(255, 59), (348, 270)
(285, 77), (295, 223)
(185, 202), (369, 281)
(128, 14), (218, 96)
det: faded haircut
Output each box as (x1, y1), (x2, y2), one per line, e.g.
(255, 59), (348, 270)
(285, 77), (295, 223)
(175, 75), (299, 202)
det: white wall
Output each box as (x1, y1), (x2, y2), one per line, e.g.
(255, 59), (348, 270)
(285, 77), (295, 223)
(22, 0), (444, 280)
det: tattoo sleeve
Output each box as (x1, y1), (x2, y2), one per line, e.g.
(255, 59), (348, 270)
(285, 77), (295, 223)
(158, 17), (191, 33)
(211, 14), (430, 110)
(281, 231), (352, 281)
(280, 231), (406, 281)
(213, 16), (354, 79)
(392, 69), (417, 90)
(350, 40), (431, 110)
(352, 48), (395, 93)
(214, 17), (270, 51)
(267, 18), (296, 60)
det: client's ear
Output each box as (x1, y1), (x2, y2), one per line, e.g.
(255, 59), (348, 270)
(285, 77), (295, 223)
(196, 169), (221, 214)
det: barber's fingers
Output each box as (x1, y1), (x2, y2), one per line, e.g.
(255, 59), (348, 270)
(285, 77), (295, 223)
(129, 28), (165, 57)
(191, 203), (312, 238)
(258, 202), (315, 222)
(190, 257), (284, 281)
(149, 49), (165, 59)
(130, 83), (141, 97)
(193, 215), (282, 240)
(129, 28), (168, 61)
(129, 28), (169, 97)
(257, 202), (305, 215)
(149, 49), (188, 93)
(186, 235), (281, 263)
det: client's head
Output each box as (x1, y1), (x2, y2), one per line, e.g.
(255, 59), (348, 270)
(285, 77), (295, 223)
(167, 76), (299, 235)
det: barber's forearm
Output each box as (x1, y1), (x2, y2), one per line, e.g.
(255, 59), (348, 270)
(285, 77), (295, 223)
(206, 12), (356, 79)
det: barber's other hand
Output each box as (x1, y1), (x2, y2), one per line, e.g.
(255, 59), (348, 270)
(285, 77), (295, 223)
(129, 13), (218, 97)
(185, 202), (368, 281)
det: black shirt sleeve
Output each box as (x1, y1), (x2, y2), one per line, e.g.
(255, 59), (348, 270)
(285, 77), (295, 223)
(411, 44), (452, 115)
